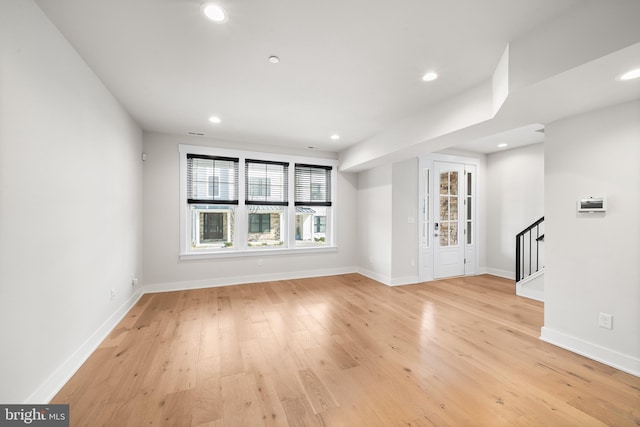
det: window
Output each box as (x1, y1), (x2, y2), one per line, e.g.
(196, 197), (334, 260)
(295, 164), (331, 205)
(202, 212), (224, 241)
(245, 160), (288, 204)
(314, 216), (326, 233)
(249, 213), (271, 233)
(246, 160), (288, 248)
(248, 177), (270, 198)
(191, 205), (235, 248)
(179, 145), (336, 257)
(187, 155), (238, 249)
(187, 155), (238, 204)
(295, 164), (332, 246)
(247, 207), (285, 247)
(208, 176), (219, 198)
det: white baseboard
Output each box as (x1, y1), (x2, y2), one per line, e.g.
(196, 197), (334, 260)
(144, 266), (358, 294)
(516, 285), (544, 302)
(481, 267), (515, 280)
(355, 270), (419, 287)
(356, 268), (390, 286)
(540, 327), (640, 378)
(27, 289), (144, 403)
(516, 270), (544, 302)
(390, 276), (420, 286)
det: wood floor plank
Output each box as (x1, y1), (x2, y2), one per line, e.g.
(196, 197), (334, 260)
(191, 361), (222, 426)
(247, 373), (289, 427)
(281, 397), (326, 427)
(218, 326), (244, 377)
(51, 274), (640, 426)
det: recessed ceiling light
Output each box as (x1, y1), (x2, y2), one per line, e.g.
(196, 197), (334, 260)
(208, 116), (221, 124)
(620, 68), (640, 80)
(201, 3), (227, 23)
(268, 56), (280, 64)
(497, 143), (508, 148)
(330, 134), (340, 140)
(422, 71), (438, 82)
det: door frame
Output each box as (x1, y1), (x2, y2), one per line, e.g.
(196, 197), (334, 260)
(418, 153), (481, 282)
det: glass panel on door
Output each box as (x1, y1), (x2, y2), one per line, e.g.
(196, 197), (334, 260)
(423, 169), (430, 248)
(466, 171), (473, 245)
(438, 171), (459, 247)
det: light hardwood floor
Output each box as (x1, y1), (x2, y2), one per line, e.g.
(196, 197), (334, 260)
(52, 274), (640, 426)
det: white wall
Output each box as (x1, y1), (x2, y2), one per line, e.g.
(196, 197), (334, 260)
(356, 158), (419, 286)
(142, 132), (358, 289)
(542, 100), (640, 376)
(391, 159), (419, 285)
(485, 143), (544, 278)
(0, 0), (143, 403)
(357, 164), (392, 283)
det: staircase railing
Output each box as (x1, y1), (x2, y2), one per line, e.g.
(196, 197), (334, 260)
(515, 216), (544, 282)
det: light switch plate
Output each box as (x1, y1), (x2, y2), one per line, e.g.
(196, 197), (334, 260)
(598, 312), (613, 330)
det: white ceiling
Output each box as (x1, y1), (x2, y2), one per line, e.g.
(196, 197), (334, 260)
(453, 124), (544, 154)
(33, 0), (591, 155)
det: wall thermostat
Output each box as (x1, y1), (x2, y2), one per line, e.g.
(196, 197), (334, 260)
(577, 196), (606, 213)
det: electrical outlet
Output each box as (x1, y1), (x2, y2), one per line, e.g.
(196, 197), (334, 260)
(598, 312), (613, 330)
(132, 278), (138, 287)
(110, 289), (117, 300)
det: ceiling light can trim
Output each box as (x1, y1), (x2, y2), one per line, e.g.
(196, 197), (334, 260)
(619, 68), (640, 81)
(422, 71), (438, 82)
(201, 3), (228, 23)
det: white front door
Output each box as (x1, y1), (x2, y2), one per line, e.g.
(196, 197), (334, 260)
(433, 162), (465, 278)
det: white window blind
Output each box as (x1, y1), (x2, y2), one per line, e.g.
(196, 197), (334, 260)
(294, 164), (332, 206)
(245, 159), (289, 206)
(187, 154), (239, 204)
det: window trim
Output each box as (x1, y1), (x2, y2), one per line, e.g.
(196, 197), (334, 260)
(179, 144), (338, 260)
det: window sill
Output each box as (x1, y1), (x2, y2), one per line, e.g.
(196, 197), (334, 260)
(179, 245), (338, 261)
